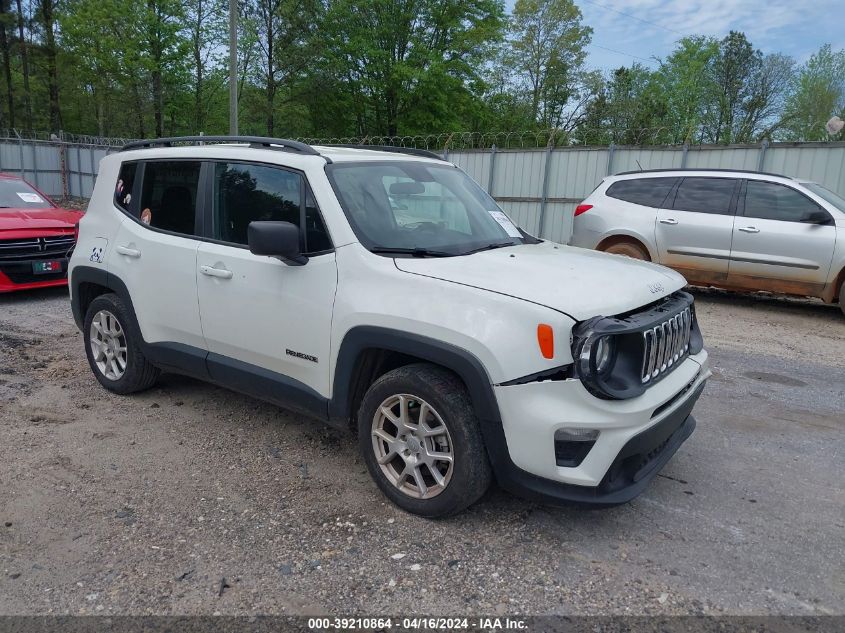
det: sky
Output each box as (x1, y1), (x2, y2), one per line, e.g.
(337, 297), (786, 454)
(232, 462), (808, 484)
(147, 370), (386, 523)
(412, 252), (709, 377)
(557, 0), (844, 73)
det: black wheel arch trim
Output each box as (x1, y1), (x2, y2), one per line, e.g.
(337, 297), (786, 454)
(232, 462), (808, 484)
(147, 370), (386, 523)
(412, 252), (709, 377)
(329, 326), (517, 477)
(329, 326), (500, 423)
(70, 265), (125, 331)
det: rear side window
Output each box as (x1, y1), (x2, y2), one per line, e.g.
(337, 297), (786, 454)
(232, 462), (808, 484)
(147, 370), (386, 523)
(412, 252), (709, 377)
(138, 161), (202, 235)
(114, 162), (137, 213)
(212, 162), (332, 255)
(672, 177), (737, 214)
(606, 177), (677, 208)
(743, 181), (826, 223)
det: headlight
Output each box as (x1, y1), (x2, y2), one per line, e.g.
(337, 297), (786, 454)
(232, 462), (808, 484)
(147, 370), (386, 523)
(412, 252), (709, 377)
(594, 336), (615, 374)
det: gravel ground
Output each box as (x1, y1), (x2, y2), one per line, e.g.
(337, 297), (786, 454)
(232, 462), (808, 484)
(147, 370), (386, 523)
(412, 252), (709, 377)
(0, 286), (843, 616)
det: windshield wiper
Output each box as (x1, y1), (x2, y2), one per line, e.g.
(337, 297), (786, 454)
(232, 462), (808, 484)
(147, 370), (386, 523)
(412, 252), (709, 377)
(370, 246), (454, 258)
(463, 242), (517, 255)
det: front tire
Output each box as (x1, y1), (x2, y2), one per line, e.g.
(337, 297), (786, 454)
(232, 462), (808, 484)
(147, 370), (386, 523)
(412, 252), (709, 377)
(83, 293), (159, 394)
(357, 364), (492, 518)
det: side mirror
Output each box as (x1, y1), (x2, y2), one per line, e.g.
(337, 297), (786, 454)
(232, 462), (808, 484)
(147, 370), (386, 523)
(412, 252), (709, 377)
(802, 209), (831, 225)
(248, 221), (307, 265)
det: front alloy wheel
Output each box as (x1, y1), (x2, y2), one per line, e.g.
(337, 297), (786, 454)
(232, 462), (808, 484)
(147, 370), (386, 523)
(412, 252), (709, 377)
(358, 363), (492, 518)
(372, 394), (454, 499)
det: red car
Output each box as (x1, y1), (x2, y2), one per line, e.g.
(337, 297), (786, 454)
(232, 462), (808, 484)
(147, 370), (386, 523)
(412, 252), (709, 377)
(0, 172), (83, 293)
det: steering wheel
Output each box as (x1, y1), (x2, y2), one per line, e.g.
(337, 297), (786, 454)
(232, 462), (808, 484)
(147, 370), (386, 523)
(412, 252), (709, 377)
(403, 221), (441, 231)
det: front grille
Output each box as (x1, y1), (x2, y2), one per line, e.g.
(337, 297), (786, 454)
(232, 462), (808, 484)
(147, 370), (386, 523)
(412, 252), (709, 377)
(0, 235), (76, 261)
(640, 305), (693, 384)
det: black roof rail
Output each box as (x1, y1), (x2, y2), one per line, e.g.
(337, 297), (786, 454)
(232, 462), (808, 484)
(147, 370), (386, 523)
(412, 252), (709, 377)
(615, 167), (793, 180)
(120, 135), (320, 156)
(321, 144), (445, 161)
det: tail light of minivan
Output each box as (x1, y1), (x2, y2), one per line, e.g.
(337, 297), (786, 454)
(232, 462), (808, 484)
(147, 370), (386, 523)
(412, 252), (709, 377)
(574, 204), (593, 217)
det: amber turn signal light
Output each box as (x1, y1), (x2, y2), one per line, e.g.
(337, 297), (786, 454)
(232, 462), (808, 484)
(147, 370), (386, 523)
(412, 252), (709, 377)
(537, 324), (554, 359)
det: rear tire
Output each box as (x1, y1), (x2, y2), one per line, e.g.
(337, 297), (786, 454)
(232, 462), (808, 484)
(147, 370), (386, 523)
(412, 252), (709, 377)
(357, 363), (492, 518)
(83, 293), (159, 394)
(603, 240), (649, 261)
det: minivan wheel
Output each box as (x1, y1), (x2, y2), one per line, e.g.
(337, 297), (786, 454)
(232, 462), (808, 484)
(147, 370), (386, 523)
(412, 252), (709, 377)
(357, 363), (492, 518)
(83, 293), (159, 394)
(604, 241), (649, 260)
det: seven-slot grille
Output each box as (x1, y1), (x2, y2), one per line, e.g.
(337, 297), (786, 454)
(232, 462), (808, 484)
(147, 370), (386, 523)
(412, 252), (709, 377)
(640, 306), (693, 384)
(0, 234), (76, 260)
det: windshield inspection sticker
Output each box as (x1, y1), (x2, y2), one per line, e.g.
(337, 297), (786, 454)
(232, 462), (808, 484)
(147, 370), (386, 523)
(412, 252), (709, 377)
(17, 192), (43, 203)
(488, 210), (523, 238)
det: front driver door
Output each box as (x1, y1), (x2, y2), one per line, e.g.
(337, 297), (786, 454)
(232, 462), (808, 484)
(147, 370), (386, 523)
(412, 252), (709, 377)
(728, 179), (836, 296)
(654, 176), (739, 284)
(196, 160), (337, 407)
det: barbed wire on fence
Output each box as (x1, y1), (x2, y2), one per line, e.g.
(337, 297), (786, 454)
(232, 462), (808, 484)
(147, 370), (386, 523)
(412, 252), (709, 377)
(0, 123), (841, 151)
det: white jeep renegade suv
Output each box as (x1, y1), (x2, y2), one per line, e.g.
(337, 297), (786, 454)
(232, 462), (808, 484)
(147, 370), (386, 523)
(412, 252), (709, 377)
(69, 136), (710, 517)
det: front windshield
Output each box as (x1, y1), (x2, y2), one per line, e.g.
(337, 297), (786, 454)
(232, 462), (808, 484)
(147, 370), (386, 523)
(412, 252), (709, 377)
(0, 179), (51, 208)
(326, 161), (528, 255)
(803, 182), (845, 213)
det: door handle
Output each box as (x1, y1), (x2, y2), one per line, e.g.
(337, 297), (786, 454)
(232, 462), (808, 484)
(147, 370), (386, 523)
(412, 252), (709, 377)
(659, 218), (678, 225)
(738, 226), (760, 233)
(200, 265), (233, 280)
(116, 245), (141, 258)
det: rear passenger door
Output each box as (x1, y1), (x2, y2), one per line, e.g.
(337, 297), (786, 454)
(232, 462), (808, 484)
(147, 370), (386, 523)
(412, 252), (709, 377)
(196, 161), (337, 403)
(655, 176), (739, 282)
(109, 160), (207, 356)
(728, 179), (836, 294)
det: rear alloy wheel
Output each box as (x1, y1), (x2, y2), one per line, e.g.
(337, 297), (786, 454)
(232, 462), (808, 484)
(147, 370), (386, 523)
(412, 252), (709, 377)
(83, 293), (160, 394)
(89, 310), (127, 381)
(604, 241), (649, 260)
(358, 364), (492, 517)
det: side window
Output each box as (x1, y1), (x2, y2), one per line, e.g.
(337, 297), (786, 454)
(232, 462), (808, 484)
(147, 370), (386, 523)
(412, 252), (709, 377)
(212, 162), (332, 254)
(605, 177), (677, 208)
(138, 161), (202, 235)
(743, 181), (826, 223)
(114, 162), (137, 213)
(672, 177), (737, 214)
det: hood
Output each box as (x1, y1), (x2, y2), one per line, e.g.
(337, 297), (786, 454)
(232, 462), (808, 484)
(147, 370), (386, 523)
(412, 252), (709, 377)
(394, 241), (687, 321)
(0, 207), (83, 232)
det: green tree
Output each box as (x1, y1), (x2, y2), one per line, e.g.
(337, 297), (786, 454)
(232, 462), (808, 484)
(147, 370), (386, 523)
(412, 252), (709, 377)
(780, 44), (845, 141)
(655, 35), (719, 143)
(321, 0), (505, 137)
(505, 0), (591, 128)
(185, 0), (226, 133)
(707, 31), (759, 143)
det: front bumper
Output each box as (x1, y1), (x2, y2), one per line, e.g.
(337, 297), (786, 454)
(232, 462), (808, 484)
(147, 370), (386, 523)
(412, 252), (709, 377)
(0, 262), (70, 292)
(489, 350), (709, 506)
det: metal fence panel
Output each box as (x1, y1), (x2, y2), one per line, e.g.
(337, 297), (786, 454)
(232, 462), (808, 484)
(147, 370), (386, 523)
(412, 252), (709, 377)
(686, 146), (759, 171)
(547, 148), (607, 199)
(612, 147), (684, 174)
(448, 141), (845, 244)
(2, 136), (845, 248)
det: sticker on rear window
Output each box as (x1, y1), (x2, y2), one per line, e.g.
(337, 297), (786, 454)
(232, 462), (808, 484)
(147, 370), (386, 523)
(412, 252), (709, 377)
(488, 210), (522, 238)
(17, 192), (43, 203)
